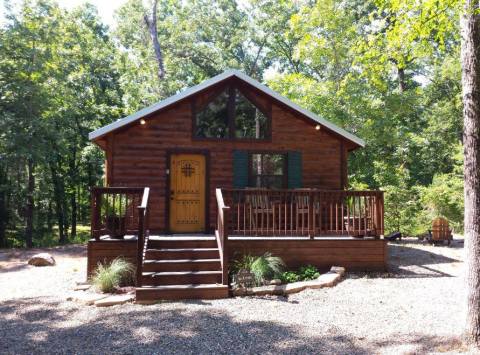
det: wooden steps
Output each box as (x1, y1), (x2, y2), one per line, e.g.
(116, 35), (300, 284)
(142, 271), (222, 285)
(145, 248), (219, 259)
(143, 259), (222, 272)
(136, 236), (227, 301)
(136, 284), (229, 301)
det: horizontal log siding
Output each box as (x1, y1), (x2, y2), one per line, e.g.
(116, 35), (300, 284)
(108, 85), (345, 232)
(227, 238), (388, 271)
(87, 239), (137, 277)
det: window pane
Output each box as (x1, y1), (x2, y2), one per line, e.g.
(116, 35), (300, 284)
(195, 90), (229, 138)
(234, 90), (267, 139)
(250, 154), (285, 188)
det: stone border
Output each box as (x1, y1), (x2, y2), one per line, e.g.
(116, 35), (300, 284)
(232, 266), (346, 297)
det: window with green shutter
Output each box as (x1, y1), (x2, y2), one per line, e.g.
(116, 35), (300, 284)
(287, 151), (302, 188)
(233, 150), (249, 188)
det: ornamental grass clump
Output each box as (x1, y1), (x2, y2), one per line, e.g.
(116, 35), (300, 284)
(92, 257), (135, 293)
(233, 252), (285, 286)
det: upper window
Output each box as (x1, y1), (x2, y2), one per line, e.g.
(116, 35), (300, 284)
(249, 153), (286, 189)
(195, 89), (229, 138)
(194, 86), (269, 140)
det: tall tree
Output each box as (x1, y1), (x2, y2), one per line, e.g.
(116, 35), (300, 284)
(144, 0), (165, 81)
(461, 0), (480, 347)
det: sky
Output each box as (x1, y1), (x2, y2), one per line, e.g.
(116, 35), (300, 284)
(0, 0), (129, 27)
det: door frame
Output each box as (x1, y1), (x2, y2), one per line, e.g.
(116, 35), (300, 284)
(166, 149), (210, 234)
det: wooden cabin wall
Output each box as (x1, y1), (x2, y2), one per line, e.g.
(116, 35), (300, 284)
(105, 85), (348, 232)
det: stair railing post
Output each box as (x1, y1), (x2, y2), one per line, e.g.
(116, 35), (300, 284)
(136, 207), (145, 287)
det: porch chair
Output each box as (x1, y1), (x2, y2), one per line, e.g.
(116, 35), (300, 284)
(294, 189), (313, 235)
(427, 217), (453, 246)
(245, 189), (274, 234)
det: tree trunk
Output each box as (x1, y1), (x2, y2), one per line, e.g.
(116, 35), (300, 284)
(0, 164), (7, 248)
(144, 0), (165, 81)
(25, 158), (35, 248)
(70, 146), (77, 239)
(398, 66), (406, 93)
(71, 190), (77, 238)
(461, 0), (480, 347)
(50, 161), (66, 244)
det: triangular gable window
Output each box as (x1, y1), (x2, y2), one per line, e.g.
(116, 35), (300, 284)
(194, 85), (270, 140)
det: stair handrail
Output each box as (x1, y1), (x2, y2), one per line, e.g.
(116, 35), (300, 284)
(215, 188), (230, 286)
(136, 187), (150, 287)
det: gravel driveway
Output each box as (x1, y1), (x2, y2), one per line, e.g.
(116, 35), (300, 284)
(0, 239), (472, 354)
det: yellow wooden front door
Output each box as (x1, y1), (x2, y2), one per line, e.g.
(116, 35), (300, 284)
(169, 154), (206, 233)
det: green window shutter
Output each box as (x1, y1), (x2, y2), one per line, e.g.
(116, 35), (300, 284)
(233, 150), (249, 188)
(287, 151), (302, 188)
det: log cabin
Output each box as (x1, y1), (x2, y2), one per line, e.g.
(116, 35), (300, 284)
(88, 70), (386, 301)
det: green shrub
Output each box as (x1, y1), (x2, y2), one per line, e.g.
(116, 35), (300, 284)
(280, 265), (320, 284)
(231, 254), (256, 275)
(280, 271), (299, 284)
(297, 265), (320, 281)
(231, 252), (285, 286)
(92, 258), (135, 293)
(250, 252), (285, 284)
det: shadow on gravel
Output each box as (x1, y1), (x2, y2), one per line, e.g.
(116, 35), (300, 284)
(0, 297), (366, 355)
(0, 296), (466, 355)
(349, 242), (462, 280)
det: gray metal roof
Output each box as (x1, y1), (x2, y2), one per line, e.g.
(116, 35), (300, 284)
(88, 69), (365, 147)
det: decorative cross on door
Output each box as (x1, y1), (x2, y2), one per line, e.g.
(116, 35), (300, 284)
(181, 163), (195, 177)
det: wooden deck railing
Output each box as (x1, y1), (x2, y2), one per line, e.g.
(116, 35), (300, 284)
(90, 186), (150, 287)
(215, 188), (229, 285)
(220, 188), (384, 238)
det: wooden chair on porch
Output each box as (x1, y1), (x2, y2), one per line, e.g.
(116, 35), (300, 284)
(293, 189), (312, 235)
(245, 188), (274, 234)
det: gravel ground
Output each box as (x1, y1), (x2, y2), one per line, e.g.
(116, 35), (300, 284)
(0, 238), (473, 354)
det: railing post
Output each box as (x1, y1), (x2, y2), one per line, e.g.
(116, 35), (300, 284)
(136, 207), (145, 287)
(222, 206), (229, 285)
(308, 191), (314, 239)
(90, 189), (101, 241)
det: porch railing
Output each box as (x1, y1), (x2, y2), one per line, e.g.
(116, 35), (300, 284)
(215, 188), (229, 285)
(90, 186), (150, 287)
(220, 188), (384, 238)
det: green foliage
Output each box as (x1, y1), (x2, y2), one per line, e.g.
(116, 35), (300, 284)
(231, 254), (256, 274)
(92, 258), (135, 293)
(297, 265), (320, 281)
(232, 252), (285, 285)
(0, 0), (467, 248)
(280, 271), (299, 284)
(279, 265), (320, 284)
(250, 252), (285, 284)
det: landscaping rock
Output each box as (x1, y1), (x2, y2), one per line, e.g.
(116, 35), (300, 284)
(94, 294), (134, 307)
(317, 272), (341, 287)
(233, 265), (346, 297)
(70, 292), (108, 305)
(75, 280), (90, 286)
(269, 279), (282, 286)
(284, 282), (307, 295)
(251, 285), (284, 296)
(330, 266), (346, 276)
(28, 253), (56, 266)
(74, 284), (91, 291)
